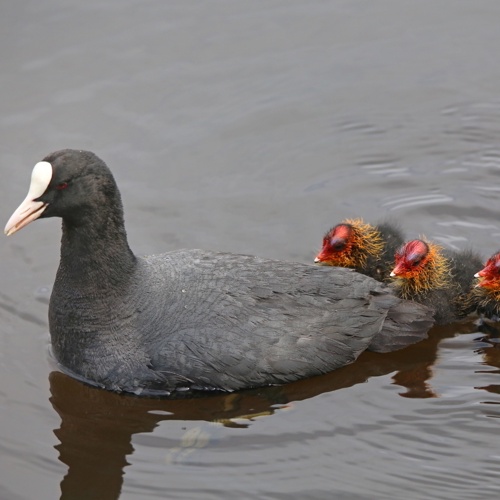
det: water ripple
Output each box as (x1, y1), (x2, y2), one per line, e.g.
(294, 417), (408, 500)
(382, 193), (454, 211)
(359, 158), (410, 177)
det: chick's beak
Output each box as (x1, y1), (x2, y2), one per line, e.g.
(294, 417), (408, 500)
(314, 248), (330, 264)
(390, 264), (403, 278)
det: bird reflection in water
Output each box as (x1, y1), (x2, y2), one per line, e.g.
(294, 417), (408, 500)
(49, 319), (487, 500)
(472, 328), (500, 412)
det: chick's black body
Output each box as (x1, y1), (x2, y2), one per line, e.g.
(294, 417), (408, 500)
(367, 222), (404, 281)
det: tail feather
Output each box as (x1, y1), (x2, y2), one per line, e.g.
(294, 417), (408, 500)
(368, 296), (435, 353)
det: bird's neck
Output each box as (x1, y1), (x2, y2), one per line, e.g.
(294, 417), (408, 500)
(56, 214), (137, 293)
(344, 221), (385, 269)
(476, 282), (500, 302)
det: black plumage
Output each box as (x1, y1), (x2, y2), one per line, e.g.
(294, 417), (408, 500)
(5, 150), (434, 396)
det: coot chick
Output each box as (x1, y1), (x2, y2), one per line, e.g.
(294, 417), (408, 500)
(314, 219), (403, 281)
(4, 150), (434, 396)
(390, 239), (482, 324)
(466, 251), (500, 320)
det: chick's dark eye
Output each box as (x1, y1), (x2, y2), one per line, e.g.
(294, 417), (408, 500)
(56, 182), (68, 190)
(411, 258), (422, 267)
(330, 240), (346, 251)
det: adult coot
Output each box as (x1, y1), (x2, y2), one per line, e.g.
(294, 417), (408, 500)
(5, 150), (434, 396)
(314, 219), (403, 282)
(390, 238), (482, 324)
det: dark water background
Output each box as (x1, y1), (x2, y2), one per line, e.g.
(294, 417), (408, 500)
(1, 1), (500, 499)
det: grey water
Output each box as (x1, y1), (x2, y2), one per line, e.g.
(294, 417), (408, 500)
(1, 1), (500, 499)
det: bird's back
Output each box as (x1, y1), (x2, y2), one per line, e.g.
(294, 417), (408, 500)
(134, 249), (431, 391)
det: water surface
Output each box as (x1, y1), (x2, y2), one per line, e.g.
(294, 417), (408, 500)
(1, 1), (500, 499)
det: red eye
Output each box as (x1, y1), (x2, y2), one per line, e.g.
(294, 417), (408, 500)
(56, 182), (68, 190)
